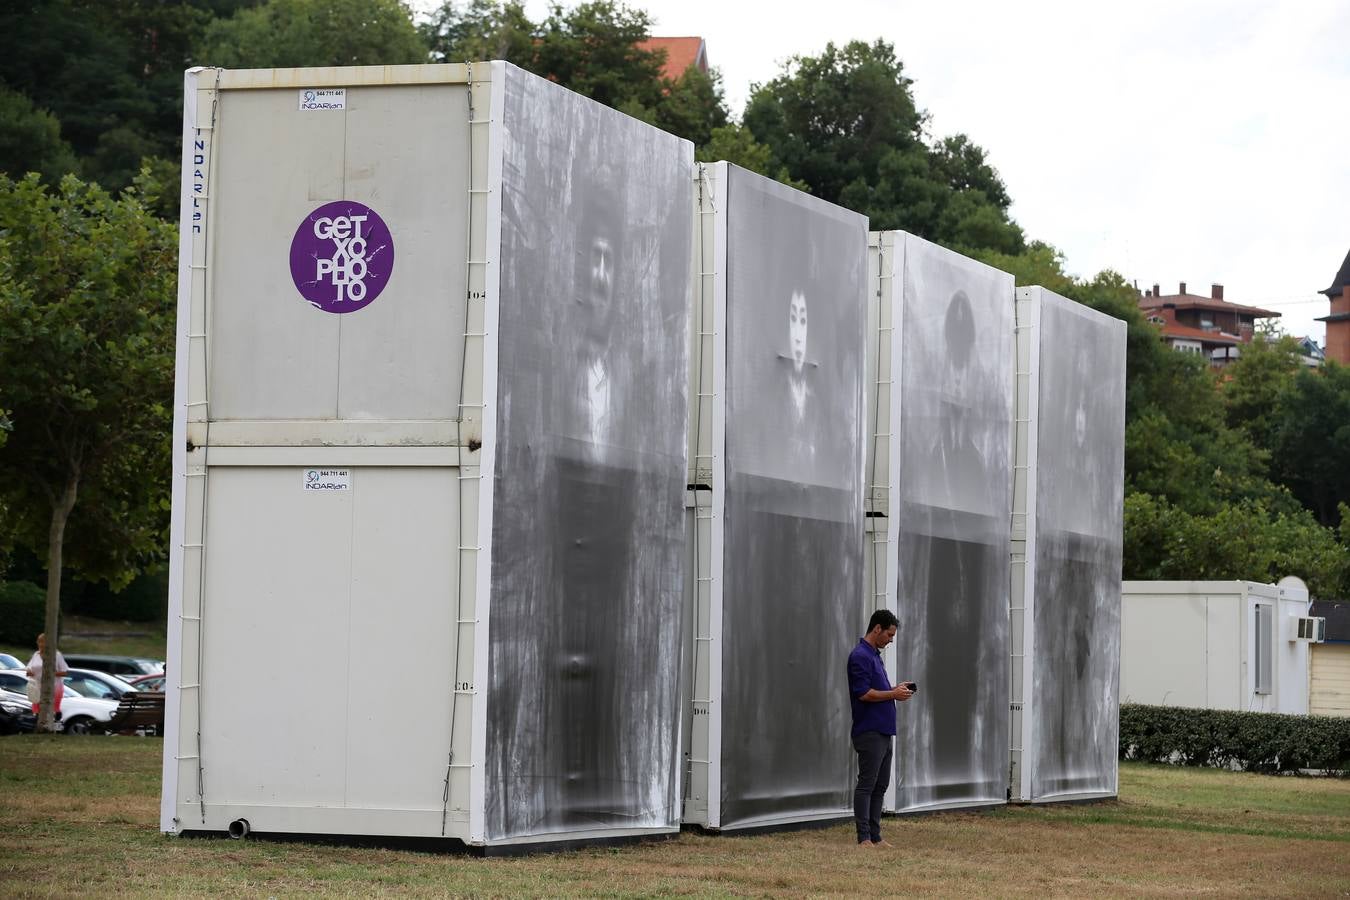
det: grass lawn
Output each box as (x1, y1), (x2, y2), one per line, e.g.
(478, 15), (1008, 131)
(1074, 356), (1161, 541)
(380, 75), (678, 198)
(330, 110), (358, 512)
(0, 740), (1347, 898)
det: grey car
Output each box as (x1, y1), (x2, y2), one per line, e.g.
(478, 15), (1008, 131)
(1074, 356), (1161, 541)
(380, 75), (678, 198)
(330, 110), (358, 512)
(61, 655), (163, 679)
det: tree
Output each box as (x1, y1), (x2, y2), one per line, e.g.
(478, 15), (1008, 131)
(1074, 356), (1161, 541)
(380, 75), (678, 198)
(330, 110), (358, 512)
(0, 0), (221, 192)
(696, 124), (805, 189)
(531, 2), (664, 110)
(198, 0), (428, 69)
(0, 173), (177, 730)
(422, 0), (741, 157)
(423, 2), (671, 116)
(0, 87), (80, 185)
(1270, 363), (1350, 528)
(652, 64), (728, 149)
(1220, 333), (1302, 451)
(930, 134), (1012, 211)
(744, 40), (923, 203)
(743, 39), (1023, 255)
(422, 0), (534, 63)
(1124, 493), (1350, 599)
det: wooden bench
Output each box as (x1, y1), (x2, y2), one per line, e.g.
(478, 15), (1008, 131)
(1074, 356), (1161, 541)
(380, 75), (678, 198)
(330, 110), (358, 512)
(103, 691), (165, 736)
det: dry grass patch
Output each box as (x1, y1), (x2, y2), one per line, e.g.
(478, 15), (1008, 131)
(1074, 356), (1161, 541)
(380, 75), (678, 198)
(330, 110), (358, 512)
(1, 737), (1347, 898)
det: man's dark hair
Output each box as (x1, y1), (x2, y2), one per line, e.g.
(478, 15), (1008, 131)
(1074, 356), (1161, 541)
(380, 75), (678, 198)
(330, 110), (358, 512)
(867, 609), (899, 633)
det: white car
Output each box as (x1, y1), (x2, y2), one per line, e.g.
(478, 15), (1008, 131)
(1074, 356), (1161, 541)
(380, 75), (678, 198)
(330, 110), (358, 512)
(0, 674), (119, 734)
(64, 668), (140, 702)
(0, 653), (23, 670)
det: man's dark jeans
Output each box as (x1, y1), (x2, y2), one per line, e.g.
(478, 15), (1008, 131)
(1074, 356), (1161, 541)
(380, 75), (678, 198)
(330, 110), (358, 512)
(852, 730), (893, 843)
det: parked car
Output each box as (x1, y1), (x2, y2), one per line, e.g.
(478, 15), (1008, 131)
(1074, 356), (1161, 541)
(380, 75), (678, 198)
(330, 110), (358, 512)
(61, 655), (163, 679)
(0, 675), (118, 734)
(0, 670), (124, 699)
(0, 688), (30, 734)
(129, 672), (166, 692)
(0, 653), (23, 670)
(0, 670), (32, 695)
(64, 668), (140, 701)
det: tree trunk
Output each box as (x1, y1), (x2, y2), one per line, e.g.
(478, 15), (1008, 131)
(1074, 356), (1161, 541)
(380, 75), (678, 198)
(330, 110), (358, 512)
(37, 475), (78, 734)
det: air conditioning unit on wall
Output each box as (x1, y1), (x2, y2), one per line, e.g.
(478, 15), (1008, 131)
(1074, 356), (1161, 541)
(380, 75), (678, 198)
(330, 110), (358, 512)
(1284, 615), (1327, 643)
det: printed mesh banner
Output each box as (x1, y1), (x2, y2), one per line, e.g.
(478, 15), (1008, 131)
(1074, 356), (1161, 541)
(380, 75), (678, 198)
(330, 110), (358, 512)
(1030, 292), (1126, 799)
(485, 65), (694, 840)
(893, 235), (1013, 811)
(720, 165), (867, 827)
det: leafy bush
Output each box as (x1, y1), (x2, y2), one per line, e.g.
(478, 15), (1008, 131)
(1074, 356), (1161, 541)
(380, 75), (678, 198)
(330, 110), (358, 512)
(1120, 703), (1350, 775)
(0, 579), (46, 644)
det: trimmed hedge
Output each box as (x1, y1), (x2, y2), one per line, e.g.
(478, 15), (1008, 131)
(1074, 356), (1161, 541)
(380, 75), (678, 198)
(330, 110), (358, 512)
(1120, 703), (1350, 775)
(0, 580), (47, 645)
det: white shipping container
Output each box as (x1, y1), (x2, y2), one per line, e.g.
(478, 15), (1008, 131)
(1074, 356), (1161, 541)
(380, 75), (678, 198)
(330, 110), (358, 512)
(1010, 287), (1126, 803)
(163, 62), (694, 850)
(872, 231), (1014, 814)
(1121, 580), (1314, 715)
(682, 162), (868, 830)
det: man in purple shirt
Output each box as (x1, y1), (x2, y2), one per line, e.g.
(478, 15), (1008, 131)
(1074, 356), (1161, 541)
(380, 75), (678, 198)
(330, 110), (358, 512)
(847, 609), (914, 846)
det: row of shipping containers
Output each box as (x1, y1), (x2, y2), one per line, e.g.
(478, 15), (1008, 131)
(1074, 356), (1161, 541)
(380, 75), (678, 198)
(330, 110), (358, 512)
(162, 61), (1126, 850)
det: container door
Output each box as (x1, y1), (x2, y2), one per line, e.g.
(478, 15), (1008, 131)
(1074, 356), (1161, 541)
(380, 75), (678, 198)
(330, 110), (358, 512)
(198, 465), (456, 821)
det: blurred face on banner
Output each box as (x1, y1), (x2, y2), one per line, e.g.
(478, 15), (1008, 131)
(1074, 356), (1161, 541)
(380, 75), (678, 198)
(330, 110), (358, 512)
(788, 290), (808, 374)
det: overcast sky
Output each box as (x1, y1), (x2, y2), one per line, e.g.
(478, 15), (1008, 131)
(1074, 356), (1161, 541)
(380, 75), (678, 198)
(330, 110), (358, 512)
(416, 0), (1349, 341)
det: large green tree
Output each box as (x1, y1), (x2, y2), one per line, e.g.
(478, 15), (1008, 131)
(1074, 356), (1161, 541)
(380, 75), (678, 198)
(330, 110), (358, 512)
(424, 0), (662, 109)
(1218, 336), (1350, 530)
(0, 173), (177, 730)
(744, 40), (1023, 255)
(650, 64), (728, 148)
(0, 86), (79, 185)
(422, 0), (534, 63)
(1124, 492), (1350, 598)
(1220, 333), (1304, 451)
(0, 0), (232, 191)
(1269, 363), (1350, 529)
(422, 1), (742, 164)
(695, 124), (804, 190)
(199, 0), (428, 68)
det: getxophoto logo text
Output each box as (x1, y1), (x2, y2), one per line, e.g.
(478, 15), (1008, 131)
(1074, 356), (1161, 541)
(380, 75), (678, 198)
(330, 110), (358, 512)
(288, 200), (395, 314)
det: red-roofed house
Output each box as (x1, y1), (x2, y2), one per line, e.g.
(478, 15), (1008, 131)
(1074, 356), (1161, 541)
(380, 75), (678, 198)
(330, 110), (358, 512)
(1138, 282), (1280, 366)
(637, 36), (708, 81)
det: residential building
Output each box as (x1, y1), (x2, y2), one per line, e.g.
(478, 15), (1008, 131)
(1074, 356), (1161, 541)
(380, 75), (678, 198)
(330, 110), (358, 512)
(1294, 335), (1326, 368)
(636, 36), (708, 81)
(1315, 247), (1350, 365)
(1138, 281), (1280, 366)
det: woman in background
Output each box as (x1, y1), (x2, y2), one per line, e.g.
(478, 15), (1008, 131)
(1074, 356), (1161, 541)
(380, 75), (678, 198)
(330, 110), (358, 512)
(26, 632), (69, 717)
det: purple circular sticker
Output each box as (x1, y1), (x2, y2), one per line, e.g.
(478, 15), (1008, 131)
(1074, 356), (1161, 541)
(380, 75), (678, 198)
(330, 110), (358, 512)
(289, 201), (394, 314)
